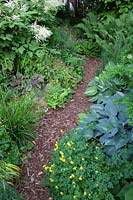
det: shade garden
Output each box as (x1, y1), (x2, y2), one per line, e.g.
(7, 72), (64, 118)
(0, 0), (133, 200)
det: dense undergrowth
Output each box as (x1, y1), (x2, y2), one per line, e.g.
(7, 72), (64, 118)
(0, 0), (133, 199)
(43, 1), (133, 200)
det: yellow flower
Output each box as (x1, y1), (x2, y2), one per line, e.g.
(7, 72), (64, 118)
(49, 167), (53, 173)
(59, 151), (64, 155)
(67, 141), (73, 147)
(82, 158), (85, 161)
(69, 174), (75, 179)
(73, 167), (77, 171)
(80, 165), (84, 171)
(83, 191), (87, 196)
(95, 156), (99, 160)
(43, 165), (49, 171)
(59, 157), (66, 163)
(79, 175), (83, 181)
(70, 160), (74, 164)
(60, 192), (64, 196)
(54, 142), (58, 151)
(55, 185), (59, 189)
(49, 178), (54, 182)
(60, 129), (64, 134)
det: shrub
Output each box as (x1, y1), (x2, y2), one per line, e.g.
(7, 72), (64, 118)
(77, 92), (133, 156)
(43, 130), (133, 200)
(76, 11), (133, 65)
(85, 63), (133, 103)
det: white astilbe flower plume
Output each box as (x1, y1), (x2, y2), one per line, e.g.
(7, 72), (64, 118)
(44, 0), (63, 12)
(31, 22), (52, 41)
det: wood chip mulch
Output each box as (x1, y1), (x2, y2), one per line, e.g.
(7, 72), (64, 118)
(18, 58), (101, 200)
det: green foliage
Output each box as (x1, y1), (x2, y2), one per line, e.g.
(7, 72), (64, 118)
(43, 130), (133, 200)
(0, 0), (61, 77)
(76, 39), (100, 56)
(50, 27), (77, 58)
(0, 92), (37, 146)
(120, 91), (133, 126)
(43, 57), (84, 108)
(96, 12), (133, 65)
(46, 83), (71, 109)
(0, 182), (23, 200)
(85, 63), (133, 102)
(77, 92), (133, 156)
(76, 11), (133, 65)
(0, 89), (38, 164)
(0, 160), (20, 185)
(117, 183), (133, 200)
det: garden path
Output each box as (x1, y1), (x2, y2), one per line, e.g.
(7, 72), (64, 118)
(18, 57), (101, 200)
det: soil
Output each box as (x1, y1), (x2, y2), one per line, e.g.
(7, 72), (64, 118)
(18, 58), (101, 200)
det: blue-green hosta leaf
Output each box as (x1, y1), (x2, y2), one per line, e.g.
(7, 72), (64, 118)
(114, 136), (128, 150)
(88, 96), (98, 102)
(96, 119), (113, 134)
(84, 113), (98, 122)
(111, 92), (125, 101)
(106, 128), (118, 138)
(128, 130), (133, 142)
(85, 86), (97, 96)
(109, 116), (119, 127)
(91, 104), (107, 117)
(95, 131), (103, 137)
(78, 126), (94, 139)
(105, 99), (118, 117)
(88, 78), (97, 87)
(118, 111), (129, 125)
(104, 145), (117, 155)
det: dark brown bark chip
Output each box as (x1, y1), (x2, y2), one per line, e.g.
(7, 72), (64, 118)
(18, 58), (101, 200)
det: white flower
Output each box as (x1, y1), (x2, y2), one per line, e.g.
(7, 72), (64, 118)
(11, 14), (20, 20)
(31, 22), (52, 41)
(4, 0), (18, 9)
(127, 54), (133, 59)
(44, 0), (64, 12)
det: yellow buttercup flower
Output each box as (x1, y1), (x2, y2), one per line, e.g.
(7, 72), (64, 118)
(55, 185), (59, 189)
(73, 166), (77, 171)
(67, 141), (73, 147)
(43, 165), (49, 171)
(54, 142), (58, 151)
(82, 158), (85, 161)
(69, 174), (75, 179)
(80, 165), (84, 171)
(95, 156), (99, 160)
(83, 191), (87, 196)
(60, 191), (64, 196)
(59, 157), (66, 163)
(79, 175), (83, 181)
(70, 160), (74, 164)
(49, 178), (54, 182)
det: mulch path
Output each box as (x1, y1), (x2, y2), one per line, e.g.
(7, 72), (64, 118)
(18, 58), (101, 200)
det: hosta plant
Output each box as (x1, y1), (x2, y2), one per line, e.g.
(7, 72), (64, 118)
(43, 130), (133, 200)
(77, 92), (133, 155)
(85, 63), (133, 102)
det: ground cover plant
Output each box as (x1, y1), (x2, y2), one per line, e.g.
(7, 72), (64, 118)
(85, 63), (133, 102)
(43, 130), (133, 200)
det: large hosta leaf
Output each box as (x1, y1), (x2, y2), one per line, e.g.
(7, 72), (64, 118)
(96, 118), (113, 133)
(85, 86), (97, 96)
(105, 99), (118, 117)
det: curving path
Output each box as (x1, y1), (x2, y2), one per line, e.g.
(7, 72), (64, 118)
(18, 58), (101, 200)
